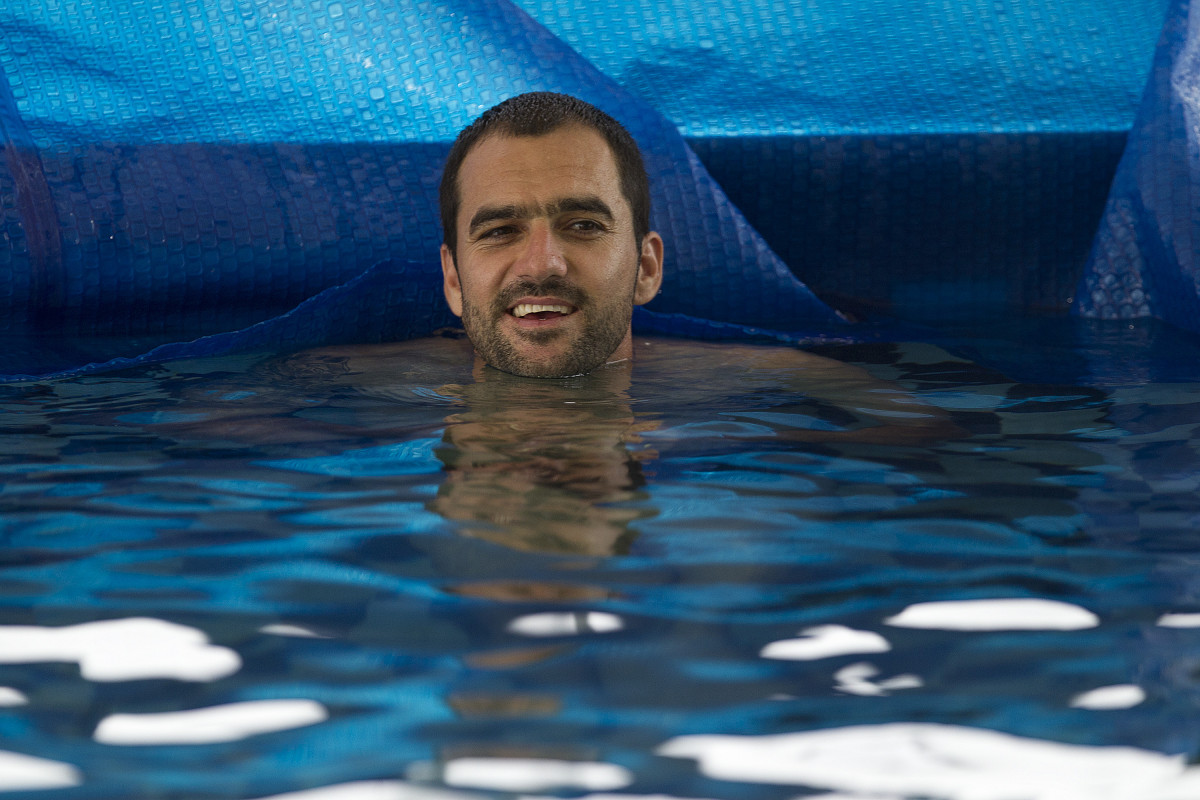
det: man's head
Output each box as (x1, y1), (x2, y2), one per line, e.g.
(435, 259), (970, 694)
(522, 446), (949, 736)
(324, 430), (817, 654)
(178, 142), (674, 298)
(439, 92), (663, 378)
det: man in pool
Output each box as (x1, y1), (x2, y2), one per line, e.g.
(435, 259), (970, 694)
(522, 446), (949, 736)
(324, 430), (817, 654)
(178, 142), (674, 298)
(438, 92), (664, 378)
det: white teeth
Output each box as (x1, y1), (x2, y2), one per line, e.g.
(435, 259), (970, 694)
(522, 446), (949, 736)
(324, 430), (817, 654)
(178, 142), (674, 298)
(512, 303), (572, 318)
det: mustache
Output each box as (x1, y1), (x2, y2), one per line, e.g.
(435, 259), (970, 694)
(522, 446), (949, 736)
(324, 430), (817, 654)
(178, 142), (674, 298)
(492, 277), (589, 312)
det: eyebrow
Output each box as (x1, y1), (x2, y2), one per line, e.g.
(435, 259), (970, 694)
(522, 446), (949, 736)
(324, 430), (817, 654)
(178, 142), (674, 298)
(467, 196), (615, 236)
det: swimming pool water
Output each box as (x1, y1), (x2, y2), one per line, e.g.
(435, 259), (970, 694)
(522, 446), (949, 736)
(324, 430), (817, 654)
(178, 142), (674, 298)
(2, 323), (1200, 798)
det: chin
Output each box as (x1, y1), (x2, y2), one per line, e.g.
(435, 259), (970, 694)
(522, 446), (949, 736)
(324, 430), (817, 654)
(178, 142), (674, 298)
(471, 322), (627, 379)
(494, 359), (587, 379)
(487, 347), (605, 379)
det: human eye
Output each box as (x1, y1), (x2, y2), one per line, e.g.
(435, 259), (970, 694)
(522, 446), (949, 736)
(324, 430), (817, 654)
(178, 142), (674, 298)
(565, 218), (607, 236)
(477, 224), (518, 242)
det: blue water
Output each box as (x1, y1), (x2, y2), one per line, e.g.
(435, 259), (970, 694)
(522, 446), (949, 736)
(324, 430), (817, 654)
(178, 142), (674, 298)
(2, 322), (1200, 798)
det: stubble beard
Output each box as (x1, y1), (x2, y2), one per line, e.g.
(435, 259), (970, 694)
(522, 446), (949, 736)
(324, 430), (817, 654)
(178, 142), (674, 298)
(460, 275), (634, 378)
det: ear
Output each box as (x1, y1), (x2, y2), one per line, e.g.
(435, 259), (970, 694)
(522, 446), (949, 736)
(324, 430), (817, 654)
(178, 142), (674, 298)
(633, 231), (664, 306)
(440, 243), (464, 318)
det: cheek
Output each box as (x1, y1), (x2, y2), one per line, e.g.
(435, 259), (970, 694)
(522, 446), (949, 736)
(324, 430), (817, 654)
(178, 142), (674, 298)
(608, 252), (642, 292)
(588, 246), (638, 283)
(455, 262), (495, 303)
(461, 253), (508, 287)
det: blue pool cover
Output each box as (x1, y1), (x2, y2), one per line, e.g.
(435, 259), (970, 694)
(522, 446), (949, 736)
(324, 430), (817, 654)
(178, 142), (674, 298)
(1077, 0), (1200, 336)
(0, 0), (1182, 378)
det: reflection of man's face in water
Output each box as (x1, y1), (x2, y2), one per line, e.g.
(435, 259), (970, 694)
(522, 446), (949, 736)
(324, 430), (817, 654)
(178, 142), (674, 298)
(439, 93), (663, 378)
(430, 362), (657, 557)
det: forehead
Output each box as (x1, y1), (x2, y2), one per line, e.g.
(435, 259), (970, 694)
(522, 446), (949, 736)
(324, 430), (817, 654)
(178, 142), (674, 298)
(456, 125), (626, 224)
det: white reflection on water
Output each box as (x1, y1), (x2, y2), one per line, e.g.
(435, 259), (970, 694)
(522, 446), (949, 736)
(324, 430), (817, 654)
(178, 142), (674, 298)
(658, 723), (1200, 799)
(506, 612), (624, 637)
(442, 758), (632, 792)
(832, 662), (923, 697)
(94, 699), (328, 745)
(522, 796), (717, 800)
(1070, 684), (1147, 710)
(885, 599), (1100, 630)
(0, 617), (240, 681)
(0, 750), (80, 791)
(252, 780), (479, 800)
(0, 687), (28, 706)
(259, 623), (331, 639)
(760, 625), (891, 660)
(1157, 612), (1200, 628)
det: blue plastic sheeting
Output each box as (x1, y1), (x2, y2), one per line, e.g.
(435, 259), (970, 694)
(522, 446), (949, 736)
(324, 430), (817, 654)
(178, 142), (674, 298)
(515, 0), (1165, 137)
(0, 0), (1174, 378)
(1077, 0), (1200, 336)
(0, 0), (847, 380)
(519, 0), (1167, 319)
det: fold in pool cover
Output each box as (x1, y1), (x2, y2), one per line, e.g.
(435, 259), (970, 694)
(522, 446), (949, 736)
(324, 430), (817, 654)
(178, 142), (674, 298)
(0, 0), (1186, 379)
(1077, 0), (1200, 337)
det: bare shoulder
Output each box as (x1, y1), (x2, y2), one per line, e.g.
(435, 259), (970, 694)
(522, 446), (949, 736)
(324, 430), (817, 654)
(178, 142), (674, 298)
(631, 337), (873, 382)
(630, 336), (963, 443)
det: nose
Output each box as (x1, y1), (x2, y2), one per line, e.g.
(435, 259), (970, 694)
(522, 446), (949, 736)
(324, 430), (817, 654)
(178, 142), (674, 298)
(512, 221), (567, 279)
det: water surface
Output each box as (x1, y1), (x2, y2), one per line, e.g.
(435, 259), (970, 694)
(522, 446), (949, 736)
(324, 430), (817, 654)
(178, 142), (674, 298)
(1, 327), (1199, 798)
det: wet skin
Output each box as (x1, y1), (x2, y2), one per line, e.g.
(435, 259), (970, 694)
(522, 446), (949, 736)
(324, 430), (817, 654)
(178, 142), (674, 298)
(440, 124), (663, 378)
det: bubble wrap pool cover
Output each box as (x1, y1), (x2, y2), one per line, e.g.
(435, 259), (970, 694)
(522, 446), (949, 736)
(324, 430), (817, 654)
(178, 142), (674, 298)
(1076, 0), (1200, 336)
(0, 0), (847, 380)
(0, 0), (1177, 378)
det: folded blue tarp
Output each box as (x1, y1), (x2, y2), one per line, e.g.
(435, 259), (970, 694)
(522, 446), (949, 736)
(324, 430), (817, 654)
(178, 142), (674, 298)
(0, 0), (1175, 378)
(1077, 0), (1200, 336)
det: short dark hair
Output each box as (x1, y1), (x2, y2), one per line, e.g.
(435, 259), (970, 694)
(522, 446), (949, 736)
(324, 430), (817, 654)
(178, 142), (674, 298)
(439, 92), (651, 258)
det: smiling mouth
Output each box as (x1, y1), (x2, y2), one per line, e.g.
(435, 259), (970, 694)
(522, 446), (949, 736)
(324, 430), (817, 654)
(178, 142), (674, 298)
(509, 303), (577, 320)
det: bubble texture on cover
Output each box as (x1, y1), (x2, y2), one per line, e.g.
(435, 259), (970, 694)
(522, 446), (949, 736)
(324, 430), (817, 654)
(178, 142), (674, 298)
(1076, 0), (1200, 335)
(515, 0), (1164, 138)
